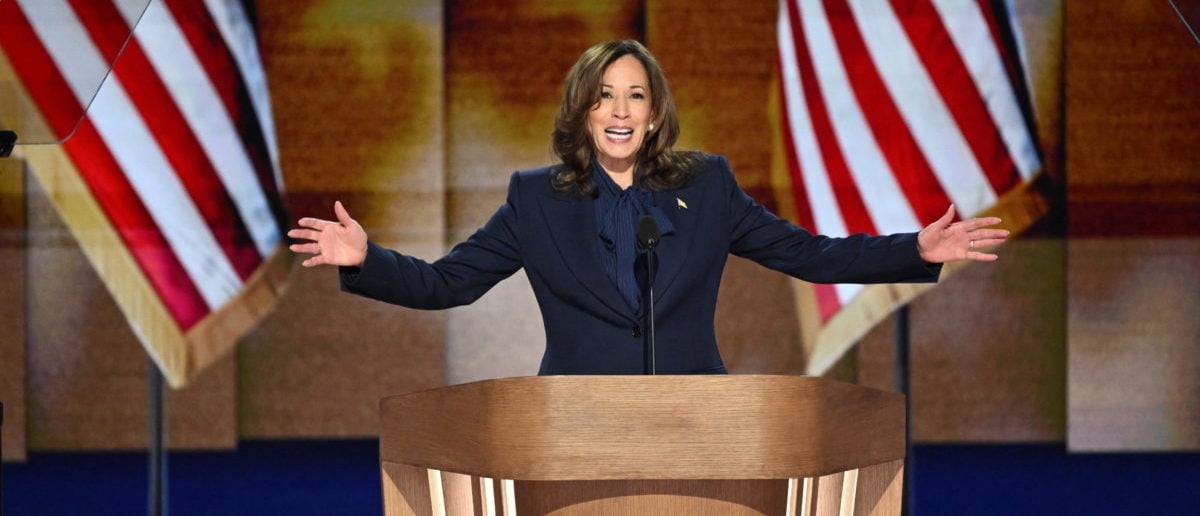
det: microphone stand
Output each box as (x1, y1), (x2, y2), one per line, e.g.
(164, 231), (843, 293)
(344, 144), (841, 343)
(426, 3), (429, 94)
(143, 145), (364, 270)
(635, 214), (661, 375)
(643, 246), (656, 375)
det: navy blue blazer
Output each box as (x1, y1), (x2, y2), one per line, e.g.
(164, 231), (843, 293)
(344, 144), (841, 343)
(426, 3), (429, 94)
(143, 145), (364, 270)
(341, 154), (940, 375)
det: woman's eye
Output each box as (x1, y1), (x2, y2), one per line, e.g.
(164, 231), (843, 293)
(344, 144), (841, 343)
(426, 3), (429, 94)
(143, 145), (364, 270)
(631, 92), (645, 100)
(600, 91), (613, 99)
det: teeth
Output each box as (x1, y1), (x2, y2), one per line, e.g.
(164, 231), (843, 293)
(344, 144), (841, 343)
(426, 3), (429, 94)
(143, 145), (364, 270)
(606, 128), (633, 135)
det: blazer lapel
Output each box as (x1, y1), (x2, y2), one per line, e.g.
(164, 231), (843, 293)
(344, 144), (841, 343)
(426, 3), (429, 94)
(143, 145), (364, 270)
(538, 191), (638, 322)
(652, 186), (702, 298)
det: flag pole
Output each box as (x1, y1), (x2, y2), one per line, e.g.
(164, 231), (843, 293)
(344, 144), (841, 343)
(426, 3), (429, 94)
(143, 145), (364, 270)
(894, 304), (913, 516)
(149, 360), (167, 516)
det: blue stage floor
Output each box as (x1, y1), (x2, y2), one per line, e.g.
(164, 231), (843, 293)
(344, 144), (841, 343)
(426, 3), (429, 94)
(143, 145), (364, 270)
(4, 441), (1199, 515)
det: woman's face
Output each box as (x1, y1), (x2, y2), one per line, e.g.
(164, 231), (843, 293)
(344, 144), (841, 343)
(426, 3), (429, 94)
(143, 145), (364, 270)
(588, 55), (652, 178)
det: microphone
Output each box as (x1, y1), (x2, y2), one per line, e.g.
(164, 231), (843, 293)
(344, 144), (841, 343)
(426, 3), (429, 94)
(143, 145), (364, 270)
(636, 214), (661, 251)
(635, 215), (660, 375)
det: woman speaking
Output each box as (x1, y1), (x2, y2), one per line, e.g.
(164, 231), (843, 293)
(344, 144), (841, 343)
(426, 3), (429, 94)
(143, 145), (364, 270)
(287, 40), (1007, 375)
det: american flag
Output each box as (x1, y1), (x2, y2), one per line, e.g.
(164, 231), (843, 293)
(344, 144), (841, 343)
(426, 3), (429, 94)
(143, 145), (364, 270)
(775, 0), (1043, 373)
(0, 0), (288, 387)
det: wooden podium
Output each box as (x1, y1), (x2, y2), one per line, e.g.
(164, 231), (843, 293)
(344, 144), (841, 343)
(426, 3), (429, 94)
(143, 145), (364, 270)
(379, 375), (905, 515)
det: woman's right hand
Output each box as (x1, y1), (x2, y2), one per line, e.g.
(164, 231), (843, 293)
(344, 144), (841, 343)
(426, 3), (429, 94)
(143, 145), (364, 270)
(287, 201), (368, 268)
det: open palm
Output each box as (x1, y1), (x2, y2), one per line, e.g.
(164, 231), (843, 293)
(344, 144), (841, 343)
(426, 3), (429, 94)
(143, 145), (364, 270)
(287, 201), (368, 268)
(917, 205), (1009, 263)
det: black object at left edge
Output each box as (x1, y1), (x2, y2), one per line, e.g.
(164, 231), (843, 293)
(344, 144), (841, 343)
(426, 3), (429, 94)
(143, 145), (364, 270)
(0, 131), (16, 158)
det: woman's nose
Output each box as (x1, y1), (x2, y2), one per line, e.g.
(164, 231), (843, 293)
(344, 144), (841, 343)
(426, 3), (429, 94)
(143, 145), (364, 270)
(613, 98), (629, 119)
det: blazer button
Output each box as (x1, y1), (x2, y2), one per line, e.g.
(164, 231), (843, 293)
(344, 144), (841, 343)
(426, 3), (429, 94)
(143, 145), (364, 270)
(631, 326), (642, 337)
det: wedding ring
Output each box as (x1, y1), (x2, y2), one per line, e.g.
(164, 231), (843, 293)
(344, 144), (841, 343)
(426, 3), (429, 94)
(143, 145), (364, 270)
(969, 240), (975, 250)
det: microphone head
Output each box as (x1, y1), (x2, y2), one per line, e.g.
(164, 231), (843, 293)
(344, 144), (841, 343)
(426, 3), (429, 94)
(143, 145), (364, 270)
(636, 214), (661, 250)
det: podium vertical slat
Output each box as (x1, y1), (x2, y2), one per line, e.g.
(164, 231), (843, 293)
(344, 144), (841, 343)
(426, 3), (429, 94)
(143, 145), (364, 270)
(383, 461), (433, 516)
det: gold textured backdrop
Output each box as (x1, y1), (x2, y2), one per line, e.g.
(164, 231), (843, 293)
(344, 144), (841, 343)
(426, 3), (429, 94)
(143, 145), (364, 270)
(3, 0), (1198, 460)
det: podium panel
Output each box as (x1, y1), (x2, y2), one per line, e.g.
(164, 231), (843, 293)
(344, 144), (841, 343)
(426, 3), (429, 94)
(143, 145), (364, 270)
(379, 375), (905, 515)
(513, 479), (787, 515)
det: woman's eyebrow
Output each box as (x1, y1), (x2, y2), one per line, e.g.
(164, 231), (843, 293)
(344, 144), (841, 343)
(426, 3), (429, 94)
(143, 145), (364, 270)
(600, 83), (646, 90)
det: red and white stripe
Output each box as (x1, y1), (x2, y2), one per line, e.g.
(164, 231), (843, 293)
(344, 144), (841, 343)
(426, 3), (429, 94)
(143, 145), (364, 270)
(777, 0), (1039, 320)
(1, 0), (284, 330)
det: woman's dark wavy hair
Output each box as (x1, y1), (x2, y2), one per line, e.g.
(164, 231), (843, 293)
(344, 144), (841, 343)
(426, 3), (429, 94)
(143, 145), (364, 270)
(550, 40), (697, 196)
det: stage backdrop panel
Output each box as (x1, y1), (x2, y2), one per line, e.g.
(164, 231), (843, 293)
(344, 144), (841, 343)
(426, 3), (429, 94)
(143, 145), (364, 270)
(23, 173), (236, 450)
(2, 0), (242, 450)
(236, 0), (446, 438)
(1, 159), (27, 461)
(649, 0), (807, 374)
(19, 0), (1198, 451)
(851, 0), (1068, 443)
(1065, 0), (1200, 451)
(442, 1), (645, 384)
(857, 237), (1066, 443)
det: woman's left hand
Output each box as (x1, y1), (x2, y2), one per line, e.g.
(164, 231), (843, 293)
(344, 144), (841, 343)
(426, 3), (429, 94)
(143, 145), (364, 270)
(917, 205), (1010, 263)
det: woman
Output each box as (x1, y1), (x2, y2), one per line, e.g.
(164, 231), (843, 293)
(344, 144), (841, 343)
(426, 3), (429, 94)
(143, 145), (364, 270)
(288, 40), (1007, 375)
